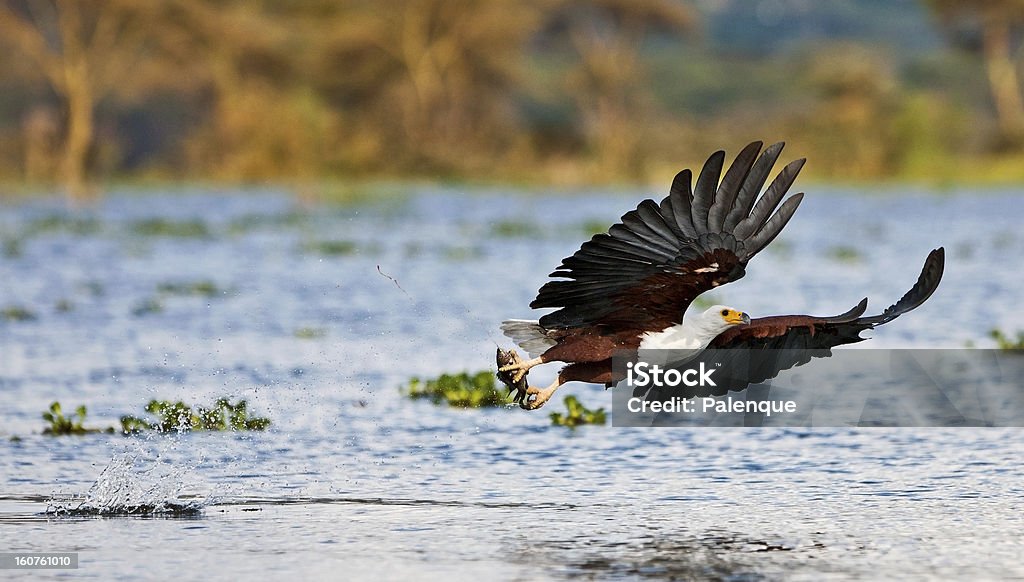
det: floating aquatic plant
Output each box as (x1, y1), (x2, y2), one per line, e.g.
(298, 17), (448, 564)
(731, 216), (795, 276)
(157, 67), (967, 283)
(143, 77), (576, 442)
(156, 280), (225, 297)
(131, 218), (210, 238)
(120, 398), (271, 434)
(131, 297), (164, 317)
(2, 305), (37, 322)
(304, 240), (358, 256)
(118, 415), (152, 435)
(42, 402), (114, 436)
(294, 327), (327, 339)
(990, 329), (1024, 352)
(2, 238), (22, 257)
(27, 215), (101, 236)
(826, 245), (863, 263)
(441, 245), (485, 261)
(404, 371), (508, 408)
(490, 219), (541, 238)
(549, 395), (607, 428)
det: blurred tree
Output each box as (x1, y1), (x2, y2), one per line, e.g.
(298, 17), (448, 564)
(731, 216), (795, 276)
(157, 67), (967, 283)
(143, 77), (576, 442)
(540, 0), (696, 179)
(161, 0), (337, 180)
(21, 106), (59, 184)
(801, 44), (901, 177)
(312, 0), (547, 174)
(925, 0), (1024, 147)
(0, 0), (166, 199)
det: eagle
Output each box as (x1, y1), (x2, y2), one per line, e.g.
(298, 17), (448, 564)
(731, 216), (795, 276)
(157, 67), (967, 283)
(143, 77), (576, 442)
(497, 141), (945, 410)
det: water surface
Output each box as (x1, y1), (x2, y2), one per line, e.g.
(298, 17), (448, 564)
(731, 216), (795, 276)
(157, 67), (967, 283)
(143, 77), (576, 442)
(1, 188), (1023, 579)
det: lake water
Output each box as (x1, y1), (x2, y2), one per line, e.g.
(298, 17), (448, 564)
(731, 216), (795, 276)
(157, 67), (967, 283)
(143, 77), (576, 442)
(1, 187), (1023, 580)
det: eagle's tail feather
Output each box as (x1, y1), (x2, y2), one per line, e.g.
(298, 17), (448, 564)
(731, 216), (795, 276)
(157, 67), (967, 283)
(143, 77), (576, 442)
(500, 319), (556, 359)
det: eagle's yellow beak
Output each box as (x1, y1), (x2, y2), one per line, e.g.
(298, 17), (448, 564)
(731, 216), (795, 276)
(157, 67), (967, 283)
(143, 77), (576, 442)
(724, 310), (750, 325)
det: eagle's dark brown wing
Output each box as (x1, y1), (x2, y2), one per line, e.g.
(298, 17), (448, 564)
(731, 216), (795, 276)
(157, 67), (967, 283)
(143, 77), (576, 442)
(711, 247), (944, 352)
(532, 141), (805, 331)
(638, 248), (945, 400)
(701, 248), (944, 394)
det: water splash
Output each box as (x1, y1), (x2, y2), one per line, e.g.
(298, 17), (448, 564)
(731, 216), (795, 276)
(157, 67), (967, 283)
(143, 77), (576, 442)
(47, 452), (213, 517)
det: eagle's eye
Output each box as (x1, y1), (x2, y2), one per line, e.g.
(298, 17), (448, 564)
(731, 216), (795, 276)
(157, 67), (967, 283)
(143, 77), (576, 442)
(721, 309), (730, 317)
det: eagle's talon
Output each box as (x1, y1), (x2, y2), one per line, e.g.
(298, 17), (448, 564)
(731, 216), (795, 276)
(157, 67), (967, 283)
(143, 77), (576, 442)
(520, 385), (554, 410)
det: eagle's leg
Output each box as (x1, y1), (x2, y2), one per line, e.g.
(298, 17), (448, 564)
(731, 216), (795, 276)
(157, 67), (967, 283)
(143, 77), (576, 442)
(521, 378), (564, 410)
(498, 355), (543, 383)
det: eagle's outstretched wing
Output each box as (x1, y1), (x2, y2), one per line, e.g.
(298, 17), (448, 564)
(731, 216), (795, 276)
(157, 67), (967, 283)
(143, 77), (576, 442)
(639, 248), (945, 400)
(532, 141), (805, 332)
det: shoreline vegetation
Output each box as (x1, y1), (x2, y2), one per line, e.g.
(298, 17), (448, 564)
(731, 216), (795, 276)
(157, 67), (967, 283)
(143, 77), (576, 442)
(4, 172), (1024, 206)
(5, 2), (1024, 200)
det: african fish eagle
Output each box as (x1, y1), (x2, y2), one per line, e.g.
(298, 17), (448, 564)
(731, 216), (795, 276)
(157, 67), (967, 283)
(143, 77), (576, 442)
(498, 141), (945, 410)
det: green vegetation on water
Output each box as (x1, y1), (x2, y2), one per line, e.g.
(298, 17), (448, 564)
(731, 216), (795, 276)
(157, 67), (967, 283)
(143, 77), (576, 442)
(27, 215), (102, 236)
(403, 371), (508, 408)
(131, 297), (164, 317)
(41, 399), (271, 436)
(444, 246), (485, 261)
(826, 246), (864, 263)
(131, 218), (211, 238)
(120, 398), (271, 434)
(303, 240), (359, 256)
(294, 327), (327, 339)
(131, 280), (228, 317)
(488, 219), (608, 239)
(490, 219), (542, 238)
(549, 395), (607, 428)
(402, 371), (608, 423)
(3, 238), (22, 258)
(156, 280), (225, 297)
(42, 402), (113, 436)
(2, 305), (37, 322)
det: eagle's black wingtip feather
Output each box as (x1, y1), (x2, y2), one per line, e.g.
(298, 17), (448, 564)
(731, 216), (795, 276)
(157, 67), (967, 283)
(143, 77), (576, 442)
(861, 248), (945, 326)
(530, 141), (812, 330)
(743, 192), (804, 256)
(670, 168), (692, 192)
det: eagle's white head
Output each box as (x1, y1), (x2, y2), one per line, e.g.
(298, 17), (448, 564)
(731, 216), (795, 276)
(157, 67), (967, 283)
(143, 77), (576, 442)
(695, 305), (751, 337)
(638, 304), (750, 352)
